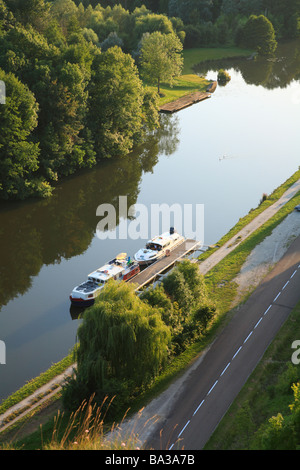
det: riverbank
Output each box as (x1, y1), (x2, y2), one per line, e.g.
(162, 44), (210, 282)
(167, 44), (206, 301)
(0, 43), (257, 415)
(1, 43), (298, 448)
(146, 45), (254, 107)
(103, 176), (300, 448)
(1, 169), (300, 448)
(182, 46), (253, 74)
(146, 74), (210, 108)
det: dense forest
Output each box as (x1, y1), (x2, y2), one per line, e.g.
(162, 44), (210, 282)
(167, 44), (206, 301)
(0, 0), (299, 200)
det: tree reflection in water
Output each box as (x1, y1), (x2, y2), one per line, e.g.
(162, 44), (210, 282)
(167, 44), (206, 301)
(194, 39), (300, 90)
(0, 114), (180, 310)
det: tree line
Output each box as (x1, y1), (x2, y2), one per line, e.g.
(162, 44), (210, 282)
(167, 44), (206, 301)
(0, 0), (182, 200)
(0, 0), (299, 200)
(77, 0), (299, 45)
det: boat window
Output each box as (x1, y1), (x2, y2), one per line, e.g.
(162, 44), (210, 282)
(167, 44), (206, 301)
(146, 243), (162, 251)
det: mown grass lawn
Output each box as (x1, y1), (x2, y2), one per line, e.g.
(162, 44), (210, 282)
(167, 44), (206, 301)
(145, 46), (253, 107)
(182, 46), (253, 74)
(146, 73), (210, 107)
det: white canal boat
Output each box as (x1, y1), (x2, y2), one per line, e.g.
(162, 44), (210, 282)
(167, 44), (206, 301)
(69, 253), (140, 307)
(134, 228), (185, 266)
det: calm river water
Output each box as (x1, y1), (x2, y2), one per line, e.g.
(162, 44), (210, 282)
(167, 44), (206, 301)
(0, 40), (300, 403)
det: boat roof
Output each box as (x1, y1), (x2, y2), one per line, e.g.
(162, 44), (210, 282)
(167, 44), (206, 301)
(88, 253), (128, 282)
(75, 280), (102, 293)
(147, 231), (180, 247)
(88, 263), (123, 282)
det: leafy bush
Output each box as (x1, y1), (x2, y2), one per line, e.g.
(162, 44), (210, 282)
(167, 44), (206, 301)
(217, 68), (231, 84)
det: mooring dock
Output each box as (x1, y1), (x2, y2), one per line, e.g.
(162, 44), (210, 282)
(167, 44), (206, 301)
(159, 91), (211, 114)
(128, 239), (201, 290)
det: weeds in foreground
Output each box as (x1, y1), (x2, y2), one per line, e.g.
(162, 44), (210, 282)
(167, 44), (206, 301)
(43, 395), (143, 450)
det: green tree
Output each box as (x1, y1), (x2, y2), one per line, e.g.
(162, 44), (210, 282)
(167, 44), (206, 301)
(36, 61), (95, 180)
(221, 0), (263, 17)
(176, 259), (207, 305)
(140, 283), (183, 331)
(100, 31), (124, 51)
(5, 0), (51, 32)
(0, 68), (42, 199)
(0, 0), (15, 33)
(140, 31), (183, 94)
(239, 14), (278, 56)
(263, 0), (300, 38)
(50, 0), (78, 33)
(88, 46), (147, 158)
(162, 269), (193, 318)
(63, 281), (171, 413)
(168, 0), (214, 24)
(255, 382), (300, 449)
(134, 11), (174, 39)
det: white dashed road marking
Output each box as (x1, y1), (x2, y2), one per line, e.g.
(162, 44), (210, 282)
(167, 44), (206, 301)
(169, 264), (300, 450)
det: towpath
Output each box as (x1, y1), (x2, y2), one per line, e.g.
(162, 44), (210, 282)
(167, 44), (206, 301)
(1, 178), (300, 440)
(199, 178), (300, 275)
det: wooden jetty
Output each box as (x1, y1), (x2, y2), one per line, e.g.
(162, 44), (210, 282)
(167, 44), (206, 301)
(160, 91), (211, 114)
(128, 239), (201, 290)
(206, 80), (217, 93)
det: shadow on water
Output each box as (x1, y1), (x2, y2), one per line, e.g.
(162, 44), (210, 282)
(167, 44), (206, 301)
(0, 114), (180, 312)
(194, 39), (300, 89)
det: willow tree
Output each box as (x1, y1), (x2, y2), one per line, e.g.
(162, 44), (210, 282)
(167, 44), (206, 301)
(63, 281), (171, 413)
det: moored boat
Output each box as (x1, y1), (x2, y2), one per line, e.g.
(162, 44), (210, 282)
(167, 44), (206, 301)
(70, 253), (140, 307)
(134, 227), (185, 265)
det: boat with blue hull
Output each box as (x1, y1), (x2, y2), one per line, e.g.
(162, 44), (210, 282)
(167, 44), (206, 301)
(69, 253), (140, 307)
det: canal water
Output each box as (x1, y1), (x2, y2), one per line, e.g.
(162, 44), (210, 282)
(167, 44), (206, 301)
(0, 40), (299, 403)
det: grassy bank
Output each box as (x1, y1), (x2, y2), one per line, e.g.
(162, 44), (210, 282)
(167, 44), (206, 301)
(182, 46), (253, 74)
(118, 174), (300, 434)
(204, 185), (300, 313)
(0, 46), (254, 424)
(198, 169), (300, 263)
(0, 48), (298, 449)
(2, 170), (299, 450)
(145, 45), (253, 106)
(146, 73), (210, 107)
(0, 355), (74, 417)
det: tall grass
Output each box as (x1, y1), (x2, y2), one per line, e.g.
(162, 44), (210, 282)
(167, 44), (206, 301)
(43, 395), (142, 450)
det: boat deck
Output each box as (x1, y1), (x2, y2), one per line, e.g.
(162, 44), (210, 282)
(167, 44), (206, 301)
(159, 92), (211, 114)
(128, 239), (201, 290)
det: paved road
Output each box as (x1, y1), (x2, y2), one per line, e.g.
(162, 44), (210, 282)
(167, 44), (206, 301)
(148, 235), (300, 450)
